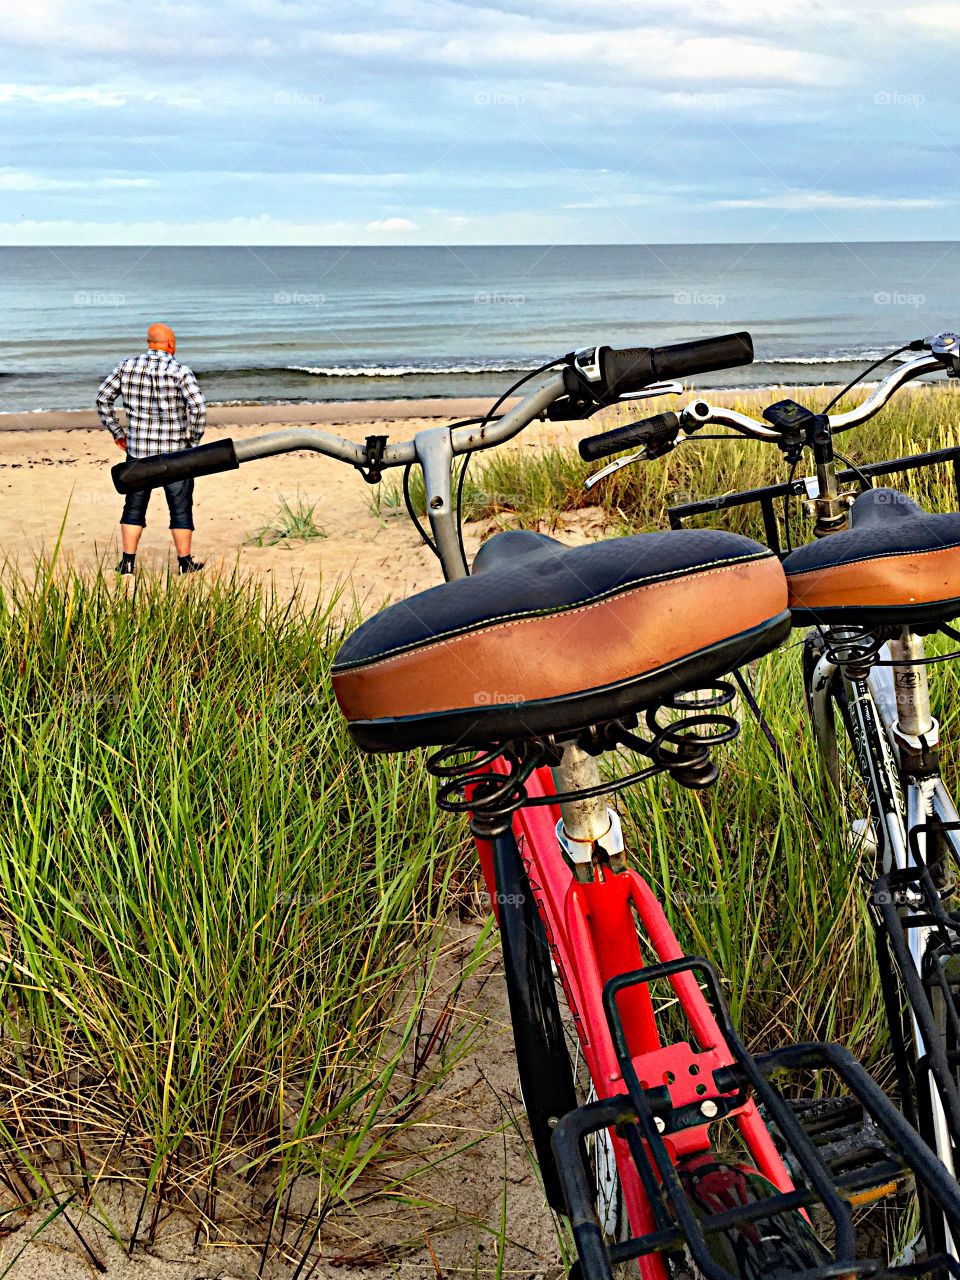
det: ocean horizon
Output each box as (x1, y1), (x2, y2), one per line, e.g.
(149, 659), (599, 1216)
(1, 242), (956, 413)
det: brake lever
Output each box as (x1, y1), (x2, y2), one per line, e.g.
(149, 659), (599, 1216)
(584, 450), (647, 490)
(584, 428), (692, 490)
(548, 380), (683, 422)
(619, 381), (684, 401)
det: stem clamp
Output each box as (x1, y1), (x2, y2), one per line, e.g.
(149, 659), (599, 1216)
(356, 435), (388, 484)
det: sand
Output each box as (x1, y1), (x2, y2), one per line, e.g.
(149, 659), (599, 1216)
(0, 398), (613, 605)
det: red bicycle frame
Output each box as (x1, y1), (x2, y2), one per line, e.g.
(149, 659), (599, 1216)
(474, 760), (794, 1280)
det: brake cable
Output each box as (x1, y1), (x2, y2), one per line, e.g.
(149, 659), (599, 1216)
(731, 667), (824, 836)
(403, 462), (439, 558)
(453, 357), (568, 569)
(822, 341), (922, 414)
(402, 356), (564, 565)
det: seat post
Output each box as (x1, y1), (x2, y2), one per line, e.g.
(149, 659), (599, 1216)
(886, 629), (940, 789)
(552, 743), (625, 882)
(888, 628), (935, 741)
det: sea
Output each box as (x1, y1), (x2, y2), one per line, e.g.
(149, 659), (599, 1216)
(0, 243), (957, 413)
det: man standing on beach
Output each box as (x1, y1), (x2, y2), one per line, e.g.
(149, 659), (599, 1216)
(96, 323), (206, 576)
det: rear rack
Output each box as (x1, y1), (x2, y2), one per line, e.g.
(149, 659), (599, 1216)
(553, 955), (960, 1280)
(666, 444), (960, 557)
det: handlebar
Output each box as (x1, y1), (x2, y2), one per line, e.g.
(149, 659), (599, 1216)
(578, 412), (681, 462)
(112, 373), (568, 496)
(679, 352), (943, 441)
(114, 438), (241, 491)
(579, 351), (948, 464)
(602, 331), (754, 396)
(570, 331), (754, 399)
(113, 329), (756, 497)
(110, 329), (758, 582)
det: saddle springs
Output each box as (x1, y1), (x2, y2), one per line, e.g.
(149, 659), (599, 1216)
(426, 683), (741, 837)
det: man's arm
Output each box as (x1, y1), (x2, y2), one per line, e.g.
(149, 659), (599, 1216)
(95, 365), (126, 441)
(180, 366), (206, 444)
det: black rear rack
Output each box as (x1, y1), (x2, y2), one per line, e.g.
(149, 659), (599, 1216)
(666, 444), (960, 557)
(553, 955), (960, 1280)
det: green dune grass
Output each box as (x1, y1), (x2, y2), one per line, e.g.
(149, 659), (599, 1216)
(0, 565), (481, 1270)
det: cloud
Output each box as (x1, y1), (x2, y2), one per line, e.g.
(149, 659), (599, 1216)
(0, 169), (155, 191)
(0, 0), (956, 244)
(715, 190), (948, 210)
(0, 215), (357, 245)
(562, 194), (653, 210)
(304, 27), (832, 87)
(0, 214), (426, 245)
(365, 217), (418, 232)
(0, 82), (128, 107)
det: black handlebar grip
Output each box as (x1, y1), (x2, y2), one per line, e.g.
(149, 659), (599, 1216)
(112, 439), (240, 494)
(601, 331), (753, 396)
(578, 412), (680, 462)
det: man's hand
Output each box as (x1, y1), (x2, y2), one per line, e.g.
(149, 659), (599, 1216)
(115, 436), (127, 451)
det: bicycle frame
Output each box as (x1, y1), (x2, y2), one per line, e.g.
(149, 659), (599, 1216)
(808, 627), (960, 1255)
(473, 757), (795, 1280)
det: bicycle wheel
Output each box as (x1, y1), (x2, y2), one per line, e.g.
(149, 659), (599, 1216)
(802, 633), (947, 1259)
(802, 630), (887, 857)
(491, 830), (627, 1244)
(666, 1154), (831, 1279)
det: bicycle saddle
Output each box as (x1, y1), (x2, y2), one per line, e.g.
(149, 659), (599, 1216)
(783, 487), (960, 627)
(332, 528), (789, 752)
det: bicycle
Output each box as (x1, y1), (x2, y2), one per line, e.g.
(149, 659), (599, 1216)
(113, 331), (960, 1278)
(581, 331), (960, 1262)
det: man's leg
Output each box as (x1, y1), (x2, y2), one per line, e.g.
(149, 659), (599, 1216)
(118, 488), (149, 571)
(165, 479), (203, 572)
(171, 527), (192, 556)
(121, 524), (144, 554)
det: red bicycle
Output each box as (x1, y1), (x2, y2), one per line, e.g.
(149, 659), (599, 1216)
(115, 331), (960, 1278)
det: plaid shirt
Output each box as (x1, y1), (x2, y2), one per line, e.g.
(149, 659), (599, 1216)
(96, 349), (206, 459)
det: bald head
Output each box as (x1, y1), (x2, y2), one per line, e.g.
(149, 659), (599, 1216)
(147, 323), (176, 354)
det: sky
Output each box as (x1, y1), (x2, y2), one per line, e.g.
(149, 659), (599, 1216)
(1, 0), (958, 245)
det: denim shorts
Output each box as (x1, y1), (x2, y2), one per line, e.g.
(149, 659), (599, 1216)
(120, 477), (194, 530)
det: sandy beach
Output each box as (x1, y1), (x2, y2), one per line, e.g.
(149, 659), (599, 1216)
(0, 396), (624, 605)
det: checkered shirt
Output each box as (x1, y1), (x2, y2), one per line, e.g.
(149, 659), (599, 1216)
(96, 349), (206, 459)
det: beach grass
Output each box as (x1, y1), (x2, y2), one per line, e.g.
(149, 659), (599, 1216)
(0, 563), (482, 1272)
(391, 382), (960, 538)
(246, 494), (327, 546)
